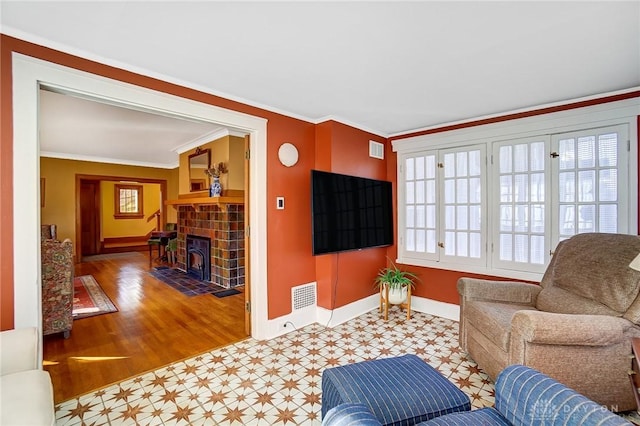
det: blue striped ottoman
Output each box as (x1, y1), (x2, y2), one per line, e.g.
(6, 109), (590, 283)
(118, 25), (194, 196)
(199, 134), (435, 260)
(321, 354), (471, 426)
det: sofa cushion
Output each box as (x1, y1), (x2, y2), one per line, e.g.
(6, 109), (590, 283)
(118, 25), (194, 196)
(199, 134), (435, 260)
(418, 407), (510, 426)
(0, 370), (55, 426)
(495, 365), (630, 426)
(323, 404), (382, 426)
(538, 233), (640, 316)
(465, 301), (536, 352)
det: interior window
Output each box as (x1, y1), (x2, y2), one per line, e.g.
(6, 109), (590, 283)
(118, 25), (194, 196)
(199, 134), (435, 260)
(114, 184), (144, 219)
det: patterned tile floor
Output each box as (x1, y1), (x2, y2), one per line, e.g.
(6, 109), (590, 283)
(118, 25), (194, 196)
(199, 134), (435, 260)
(53, 308), (638, 425)
(55, 309), (493, 425)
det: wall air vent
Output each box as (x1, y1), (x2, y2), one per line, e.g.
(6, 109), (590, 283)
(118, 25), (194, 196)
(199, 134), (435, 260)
(369, 140), (384, 159)
(292, 283), (316, 311)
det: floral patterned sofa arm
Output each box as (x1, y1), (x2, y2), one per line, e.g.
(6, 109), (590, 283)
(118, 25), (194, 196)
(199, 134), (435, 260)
(41, 238), (74, 338)
(41, 224), (57, 241)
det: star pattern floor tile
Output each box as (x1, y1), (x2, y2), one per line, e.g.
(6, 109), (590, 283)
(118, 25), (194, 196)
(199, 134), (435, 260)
(55, 308), (639, 425)
(55, 309), (495, 425)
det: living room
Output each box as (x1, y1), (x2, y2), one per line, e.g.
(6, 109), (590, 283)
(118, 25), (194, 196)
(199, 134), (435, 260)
(2, 2), (640, 425)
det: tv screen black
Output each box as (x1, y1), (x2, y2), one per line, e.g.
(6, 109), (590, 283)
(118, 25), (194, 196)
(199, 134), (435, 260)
(311, 170), (393, 255)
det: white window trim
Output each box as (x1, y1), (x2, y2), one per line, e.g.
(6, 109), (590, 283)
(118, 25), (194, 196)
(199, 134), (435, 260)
(393, 97), (639, 282)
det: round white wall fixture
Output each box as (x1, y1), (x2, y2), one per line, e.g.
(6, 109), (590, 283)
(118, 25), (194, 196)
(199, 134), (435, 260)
(278, 142), (299, 167)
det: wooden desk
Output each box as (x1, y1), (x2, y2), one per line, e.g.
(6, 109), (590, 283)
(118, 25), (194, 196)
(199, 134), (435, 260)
(150, 230), (177, 239)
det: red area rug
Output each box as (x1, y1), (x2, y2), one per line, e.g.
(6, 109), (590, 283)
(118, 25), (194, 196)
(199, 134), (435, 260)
(72, 275), (118, 319)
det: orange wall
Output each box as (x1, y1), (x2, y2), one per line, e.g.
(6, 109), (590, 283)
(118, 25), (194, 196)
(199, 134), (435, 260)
(266, 120), (317, 318)
(314, 121), (390, 310)
(1, 36), (14, 329)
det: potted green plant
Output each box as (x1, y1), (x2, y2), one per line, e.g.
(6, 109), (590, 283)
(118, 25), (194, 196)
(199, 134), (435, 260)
(374, 260), (420, 305)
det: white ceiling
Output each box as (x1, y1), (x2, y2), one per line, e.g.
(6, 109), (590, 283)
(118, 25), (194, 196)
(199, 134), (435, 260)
(2, 1), (639, 168)
(39, 89), (228, 168)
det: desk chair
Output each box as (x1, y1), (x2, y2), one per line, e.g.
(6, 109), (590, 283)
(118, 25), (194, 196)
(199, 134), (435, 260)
(148, 223), (177, 265)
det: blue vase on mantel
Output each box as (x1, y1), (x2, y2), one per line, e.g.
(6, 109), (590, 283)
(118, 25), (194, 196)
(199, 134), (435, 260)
(210, 177), (222, 197)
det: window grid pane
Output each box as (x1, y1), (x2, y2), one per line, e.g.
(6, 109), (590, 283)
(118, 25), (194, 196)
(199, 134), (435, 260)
(404, 154), (437, 255)
(497, 140), (545, 264)
(120, 189), (139, 213)
(557, 129), (619, 239)
(443, 148), (482, 261)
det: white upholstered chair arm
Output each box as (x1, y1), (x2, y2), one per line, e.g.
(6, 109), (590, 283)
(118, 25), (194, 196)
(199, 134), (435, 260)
(0, 327), (39, 375)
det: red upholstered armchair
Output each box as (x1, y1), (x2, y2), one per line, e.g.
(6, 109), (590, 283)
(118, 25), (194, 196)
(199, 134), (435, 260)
(41, 238), (74, 338)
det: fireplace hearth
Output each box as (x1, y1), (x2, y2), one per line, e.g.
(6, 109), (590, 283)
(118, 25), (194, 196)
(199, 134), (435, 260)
(186, 234), (211, 282)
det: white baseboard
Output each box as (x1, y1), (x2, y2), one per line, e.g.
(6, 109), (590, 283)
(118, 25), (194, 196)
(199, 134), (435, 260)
(262, 294), (459, 339)
(410, 296), (460, 321)
(316, 294), (379, 328)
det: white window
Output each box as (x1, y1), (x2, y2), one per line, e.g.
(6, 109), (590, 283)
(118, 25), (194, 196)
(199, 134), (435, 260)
(394, 99), (637, 280)
(440, 146), (485, 266)
(402, 152), (438, 262)
(399, 145), (485, 266)
(551, 125), (628, 242)
(492, 137), (549, 273)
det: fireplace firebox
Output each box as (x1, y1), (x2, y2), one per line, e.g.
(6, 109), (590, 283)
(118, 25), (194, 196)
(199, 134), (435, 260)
(186, 234), (211, 282)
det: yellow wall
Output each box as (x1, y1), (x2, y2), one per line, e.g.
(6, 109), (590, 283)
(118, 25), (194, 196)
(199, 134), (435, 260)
(179, 135), (245, 195)
(40, 157), (178, 244)
(228, 136), (245, 190)
(101, 181), (160, 238)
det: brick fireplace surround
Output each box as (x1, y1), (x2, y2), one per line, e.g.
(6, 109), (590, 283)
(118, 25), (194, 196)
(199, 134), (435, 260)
(176, 204), (245, 288)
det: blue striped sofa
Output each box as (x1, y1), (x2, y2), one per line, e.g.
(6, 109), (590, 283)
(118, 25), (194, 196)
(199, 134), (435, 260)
(322, 364), (631, 426)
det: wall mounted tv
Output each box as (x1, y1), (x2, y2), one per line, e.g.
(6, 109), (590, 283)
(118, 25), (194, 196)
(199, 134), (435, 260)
(311, 169), (394, 255)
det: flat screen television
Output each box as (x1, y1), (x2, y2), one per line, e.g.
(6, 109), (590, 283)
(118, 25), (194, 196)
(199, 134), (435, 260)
(311, 170), (393, 255)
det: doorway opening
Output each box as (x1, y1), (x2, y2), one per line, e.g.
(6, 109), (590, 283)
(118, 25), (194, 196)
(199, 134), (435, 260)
(13, 53), (268, 346)
(75, 174), (167, 260)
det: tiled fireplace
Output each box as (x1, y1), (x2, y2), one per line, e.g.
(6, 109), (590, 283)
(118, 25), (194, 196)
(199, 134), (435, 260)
(176, 204), (244, 288)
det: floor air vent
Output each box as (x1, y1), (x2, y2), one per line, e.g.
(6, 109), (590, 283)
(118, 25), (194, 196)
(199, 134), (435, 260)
(292, 283), (316, 311)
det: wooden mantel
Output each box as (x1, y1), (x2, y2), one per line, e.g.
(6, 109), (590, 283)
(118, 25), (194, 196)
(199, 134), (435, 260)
(165, 196), (244, 212)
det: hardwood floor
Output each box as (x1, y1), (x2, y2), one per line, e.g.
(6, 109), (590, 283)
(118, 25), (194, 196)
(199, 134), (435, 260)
(43, 252), (248, 404)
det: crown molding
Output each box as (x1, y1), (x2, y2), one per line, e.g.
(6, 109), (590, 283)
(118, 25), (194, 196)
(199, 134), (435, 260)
(40, 151), (177, 169)
(389, 86), (640, 139)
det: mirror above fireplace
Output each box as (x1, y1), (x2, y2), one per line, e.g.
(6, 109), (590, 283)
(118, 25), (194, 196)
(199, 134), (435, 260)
(188, 148), (211, 192)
